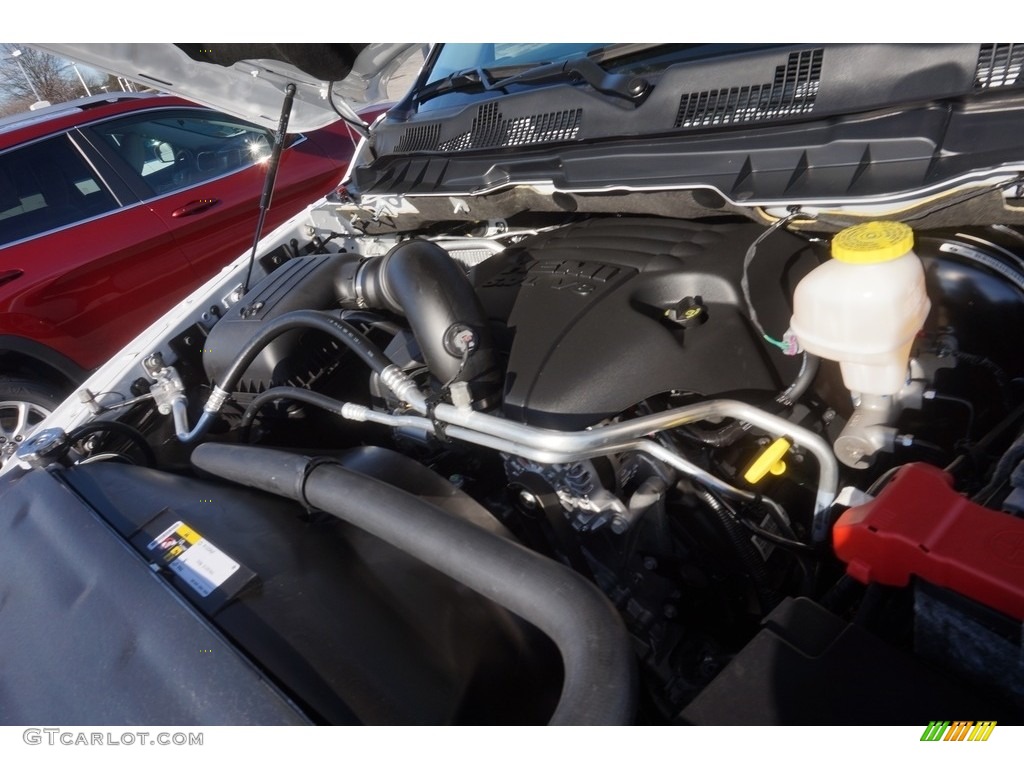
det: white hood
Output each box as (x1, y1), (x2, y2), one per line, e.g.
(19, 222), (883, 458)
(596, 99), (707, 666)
(35, 43), (426, 133)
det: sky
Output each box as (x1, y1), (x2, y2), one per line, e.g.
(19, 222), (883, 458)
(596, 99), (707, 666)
(0, 47), (109, 106)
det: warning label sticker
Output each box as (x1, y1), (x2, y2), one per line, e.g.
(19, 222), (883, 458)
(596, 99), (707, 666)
(147, 521), (240, 598)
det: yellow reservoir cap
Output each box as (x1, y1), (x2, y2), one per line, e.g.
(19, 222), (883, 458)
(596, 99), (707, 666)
(831, 221), (914, 264)
(744, 437), (792, 484)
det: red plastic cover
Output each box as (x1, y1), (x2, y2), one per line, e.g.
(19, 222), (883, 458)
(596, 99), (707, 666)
(833, 463), (1024, 620)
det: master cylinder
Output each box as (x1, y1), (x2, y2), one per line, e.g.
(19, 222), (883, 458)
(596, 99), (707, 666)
(790, 221), (931, 468)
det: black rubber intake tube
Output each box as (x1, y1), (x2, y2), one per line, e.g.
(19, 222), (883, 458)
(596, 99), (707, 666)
(191, 443), (637, 725)
(338, 240), (502, 406)
(215, 310), (392, 392)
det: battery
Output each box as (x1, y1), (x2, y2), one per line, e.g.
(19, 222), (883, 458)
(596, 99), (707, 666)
(833, 462), (1024, 620)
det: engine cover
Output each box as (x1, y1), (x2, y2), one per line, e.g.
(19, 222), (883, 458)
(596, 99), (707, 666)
(475, 218), (819, 429)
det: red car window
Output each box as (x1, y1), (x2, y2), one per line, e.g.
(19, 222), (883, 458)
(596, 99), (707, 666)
(91, 110), (275, 199)
(0, 134), (120, 247)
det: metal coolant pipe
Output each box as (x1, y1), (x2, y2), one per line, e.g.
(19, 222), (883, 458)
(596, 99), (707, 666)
(433, 399), (839, 541)
(341, 396), (839, 542)
(190, 443), (637, 726)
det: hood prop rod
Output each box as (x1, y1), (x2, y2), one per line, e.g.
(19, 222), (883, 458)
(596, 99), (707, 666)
(243, 82), (297, 294)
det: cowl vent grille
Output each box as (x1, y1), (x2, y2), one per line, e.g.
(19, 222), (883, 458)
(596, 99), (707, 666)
(976, 43), (1024, 89)
(675, 48), (823, 129)
(413, 103), (583, 153)
(505, 110), (582, 147)
(395, 123), (441, 152)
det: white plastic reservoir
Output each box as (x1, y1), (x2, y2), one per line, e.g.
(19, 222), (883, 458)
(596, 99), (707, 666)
(790, 221), (931, 396)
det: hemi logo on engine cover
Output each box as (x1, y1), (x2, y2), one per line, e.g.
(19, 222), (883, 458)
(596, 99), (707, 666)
(920, 721), (996, 741)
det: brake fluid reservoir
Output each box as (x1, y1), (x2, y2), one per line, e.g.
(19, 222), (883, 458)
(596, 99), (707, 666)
(790, 221), (930, 395)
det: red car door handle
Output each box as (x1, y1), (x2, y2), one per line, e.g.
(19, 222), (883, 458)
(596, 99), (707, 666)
(171, 199), (220, 218)
(0, 269), (23, 288)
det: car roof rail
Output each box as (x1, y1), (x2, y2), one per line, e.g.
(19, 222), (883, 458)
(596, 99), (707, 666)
(0, 92), (161, 135)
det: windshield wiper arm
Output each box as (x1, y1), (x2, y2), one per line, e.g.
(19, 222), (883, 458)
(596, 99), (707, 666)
(415, 67), (488, 103)
(487, 57), (649, 102)
(416, 56), (650, 106)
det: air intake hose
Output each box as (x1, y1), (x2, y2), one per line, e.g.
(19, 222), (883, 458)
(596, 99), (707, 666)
(336, 240), (502, 407)
(191, 443), (637, 725)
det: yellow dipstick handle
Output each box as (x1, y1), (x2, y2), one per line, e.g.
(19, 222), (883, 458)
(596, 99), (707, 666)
(744, 437), (791, 483)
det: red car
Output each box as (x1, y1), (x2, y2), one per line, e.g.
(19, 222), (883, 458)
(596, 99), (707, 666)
(0, 92), (358, 447)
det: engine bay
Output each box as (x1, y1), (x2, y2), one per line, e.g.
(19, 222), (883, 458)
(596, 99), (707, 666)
(9, 207), (1024, 724)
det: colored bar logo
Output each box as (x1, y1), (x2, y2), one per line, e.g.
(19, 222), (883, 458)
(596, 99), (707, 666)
(920, 721), (996, 741)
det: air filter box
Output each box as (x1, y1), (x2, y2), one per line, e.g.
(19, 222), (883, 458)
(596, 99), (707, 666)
(202, 255), (343, 397)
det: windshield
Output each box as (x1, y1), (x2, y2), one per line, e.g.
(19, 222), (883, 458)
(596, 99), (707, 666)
(427, 44), (610, 84)
(420, 43), (789, 97)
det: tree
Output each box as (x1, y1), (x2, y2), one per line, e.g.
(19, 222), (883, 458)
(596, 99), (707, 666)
(0, 44), (89, 108)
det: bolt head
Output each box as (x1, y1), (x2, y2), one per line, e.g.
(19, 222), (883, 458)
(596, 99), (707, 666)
(517, 489), (539, 510)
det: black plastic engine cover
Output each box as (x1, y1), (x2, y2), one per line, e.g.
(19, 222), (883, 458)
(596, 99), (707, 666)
(475, 218), (819, 429)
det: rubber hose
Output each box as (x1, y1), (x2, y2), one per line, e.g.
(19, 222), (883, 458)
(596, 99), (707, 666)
(191, 443), (637, 726)
(238, 386), (351, 441)
(777, 352), (820, 407)
(684, 353), (819, 448)
(216, 310), (392, 392)
(698, 489), (778, 612)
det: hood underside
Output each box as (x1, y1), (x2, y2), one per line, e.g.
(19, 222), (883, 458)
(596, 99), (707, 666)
(35, 43), (424, 133)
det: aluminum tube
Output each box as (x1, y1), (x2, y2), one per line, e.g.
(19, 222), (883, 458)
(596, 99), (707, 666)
(339, 402), (435, 431)
(171, 398), (215, 444)
(338, 399), (835, 540)
(434, 399), (838, 538)
(346, 397), (838, 539)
